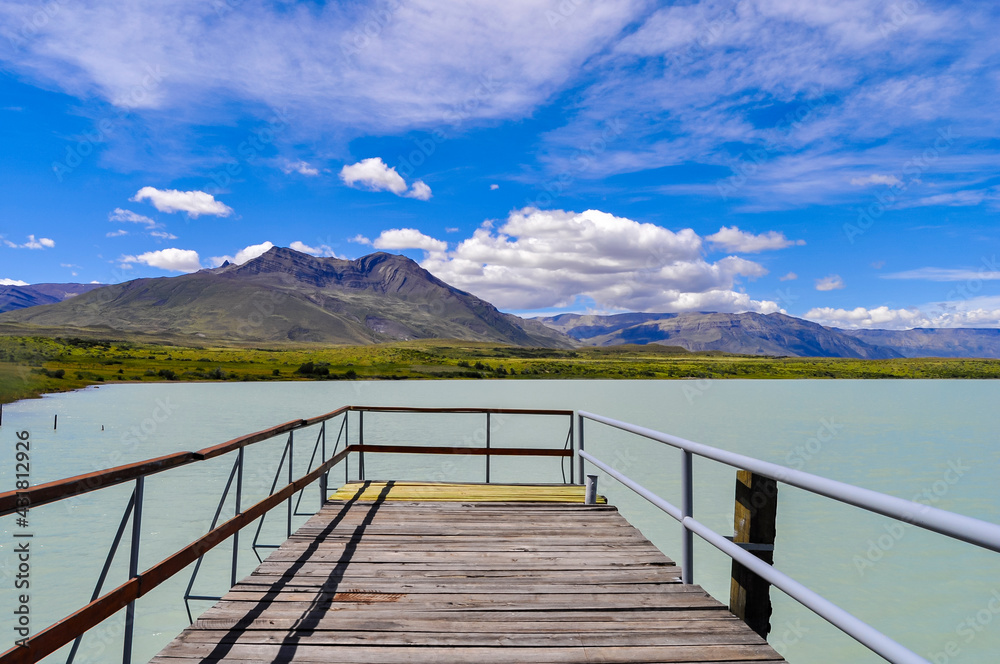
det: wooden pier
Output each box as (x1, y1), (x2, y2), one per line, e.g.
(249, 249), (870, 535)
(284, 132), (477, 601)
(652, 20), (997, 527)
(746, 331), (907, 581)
(151, 481), (785, 663)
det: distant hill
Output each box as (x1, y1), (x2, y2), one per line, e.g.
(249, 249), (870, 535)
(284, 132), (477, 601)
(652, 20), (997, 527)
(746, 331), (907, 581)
(0, 283), (103, 313)
(841, 328), (1000, 358)
(0, 248), (574, 347)
(538, 312), (902, 359)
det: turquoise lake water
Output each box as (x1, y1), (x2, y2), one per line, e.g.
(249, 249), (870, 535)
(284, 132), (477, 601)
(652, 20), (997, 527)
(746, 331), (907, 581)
(1, 379), (998, 663)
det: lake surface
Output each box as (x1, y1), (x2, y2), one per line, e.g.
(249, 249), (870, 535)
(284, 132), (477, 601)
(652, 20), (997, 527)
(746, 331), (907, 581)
(1, 379), (999, 663)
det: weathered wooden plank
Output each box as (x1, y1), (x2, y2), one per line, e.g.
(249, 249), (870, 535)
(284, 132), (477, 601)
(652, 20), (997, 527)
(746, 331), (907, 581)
(155, 484), (785, 663)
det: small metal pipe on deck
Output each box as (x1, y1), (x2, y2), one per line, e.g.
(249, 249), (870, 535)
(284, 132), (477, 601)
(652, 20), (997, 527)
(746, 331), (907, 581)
(584, 474), (598, 504)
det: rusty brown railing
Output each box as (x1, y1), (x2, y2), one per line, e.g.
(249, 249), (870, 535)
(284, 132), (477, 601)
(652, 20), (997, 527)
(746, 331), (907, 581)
(0, 406), (574, 664)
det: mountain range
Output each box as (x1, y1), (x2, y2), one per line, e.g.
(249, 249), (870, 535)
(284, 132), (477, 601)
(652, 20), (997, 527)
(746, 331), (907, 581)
(0, 283), (103, 313)
(2, 247), (1000, 358)
(0, 248), (570, 347)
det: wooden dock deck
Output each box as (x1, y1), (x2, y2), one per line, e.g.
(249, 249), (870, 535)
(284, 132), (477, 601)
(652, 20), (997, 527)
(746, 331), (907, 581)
(151, 481), (786, 663)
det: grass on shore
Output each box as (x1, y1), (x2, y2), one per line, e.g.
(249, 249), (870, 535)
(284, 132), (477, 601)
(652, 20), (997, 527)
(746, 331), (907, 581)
(3, 335), (1000, 405)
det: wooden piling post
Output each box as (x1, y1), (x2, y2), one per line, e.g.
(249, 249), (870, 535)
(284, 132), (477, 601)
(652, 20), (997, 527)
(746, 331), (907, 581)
(729, 470), (777, 639)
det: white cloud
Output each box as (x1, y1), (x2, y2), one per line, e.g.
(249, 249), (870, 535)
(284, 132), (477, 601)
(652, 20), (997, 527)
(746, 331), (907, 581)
(350, 234), (372, 245)
(131, 187), (233, 217)
(815, 274), (845, 291)
(406, 180), (433, 201)
(850, 174), (902, 186)
(121, 248), (202, 273)
(4, 235), (55, 250)
(490, 184), (500, 190)
(150, 230), (179, 240)
(0, 2), (641, 134)
(779, 272), (798, 281)
(280, 159), (320, 176)
(340, 158), (431, 200)
(373, 229), (447, 253)
(805, 306), (928, 329)
(883, 267), (1000, 282)
(420, 207), (777, 312)
(210, 241), (275, 267)
(0, 278), (29, 286)
(109, 208), (158, 228)
(290, 241), (339, 257)
(106, 229), (129, 237)
(706, 226), (805, 253)
(340, 158), (408, 195)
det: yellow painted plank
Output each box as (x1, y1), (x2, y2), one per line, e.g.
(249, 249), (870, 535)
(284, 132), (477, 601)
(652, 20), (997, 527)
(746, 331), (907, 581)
(329, 481), (607, 504)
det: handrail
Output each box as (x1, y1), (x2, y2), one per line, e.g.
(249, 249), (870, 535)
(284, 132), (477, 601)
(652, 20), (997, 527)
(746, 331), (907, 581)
(0, 405), (573, 664)
(576, 410), (1000, 664)
(577, 410), (1000, 554)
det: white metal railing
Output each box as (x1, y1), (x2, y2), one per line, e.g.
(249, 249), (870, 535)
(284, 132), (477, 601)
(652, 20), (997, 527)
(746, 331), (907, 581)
(575, 410), (1000, 664)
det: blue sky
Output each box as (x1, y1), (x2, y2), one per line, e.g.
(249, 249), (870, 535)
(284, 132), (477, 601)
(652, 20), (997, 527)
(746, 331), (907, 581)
(1, 0), (998, 328)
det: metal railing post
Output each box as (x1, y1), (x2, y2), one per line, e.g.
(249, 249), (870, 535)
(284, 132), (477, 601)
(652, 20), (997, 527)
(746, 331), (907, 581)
(485, 412), (491, 484)
(576, 412), (585, 485)
(568, 414), (575, 485)
(681, 450), (694, 585)
(319, 422), (328, 506)
(231, 447), (243, 588)
(287, 431), (293, 539)
(358, 410), (365, 481)
(122, 476), (144, 664)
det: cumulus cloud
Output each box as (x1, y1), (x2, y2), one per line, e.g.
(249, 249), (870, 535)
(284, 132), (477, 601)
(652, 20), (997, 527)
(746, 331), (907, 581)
(815, 275), (845, 291)
(406, 180), (433, 201)
(0, 278), (29, 286)
(419, 207), (777, 312)
(373, 229), (447, 253)
(4, 235), (55, 250)
(131, 187), (233, 217)
(121, 248), (202, 273)
(150, 230), (178, 240)
(290, 241), (339, 257)
(706, 226), (805, 253)
(280, 159), (320, 176)
(779, 272), (798, 281)
(805, 306), (928, 329)
(349, 234), (372, 245)
(210, 241), (274, 267)
(340, 158), (432, 200)
(850, 174), (902, 187)
(490, 184), (500, 190)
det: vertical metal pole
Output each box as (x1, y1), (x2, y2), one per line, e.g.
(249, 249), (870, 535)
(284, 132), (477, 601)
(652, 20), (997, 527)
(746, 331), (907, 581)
(568, 414), (574, 485)
(231, 447), (243, 588)
(585, 475), (598, 504)
(485, 412), (491, 484)
(358, 410), (365, 481)
(122, 476), (144, 664)
(576, 413), (585, 486)
(287, 431), (293, 539)
(681, 450), (694, 585)
(345, 413), (350, 483)
(319, 422), (328, 506)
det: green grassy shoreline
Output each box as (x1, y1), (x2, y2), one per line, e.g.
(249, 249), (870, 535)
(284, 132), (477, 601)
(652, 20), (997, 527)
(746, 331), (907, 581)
(3, 335), (1000, 405)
